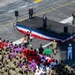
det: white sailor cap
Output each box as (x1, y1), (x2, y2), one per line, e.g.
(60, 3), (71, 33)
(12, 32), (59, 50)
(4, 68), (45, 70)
(69, 44), (72, 46)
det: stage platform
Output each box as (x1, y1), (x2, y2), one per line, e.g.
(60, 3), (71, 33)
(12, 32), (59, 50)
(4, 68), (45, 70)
(16, 16), (75, 42)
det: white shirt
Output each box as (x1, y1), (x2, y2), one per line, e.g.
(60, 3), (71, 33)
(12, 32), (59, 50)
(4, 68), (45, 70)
(35, 68), (42, 75)
(68, 46), (72, 52)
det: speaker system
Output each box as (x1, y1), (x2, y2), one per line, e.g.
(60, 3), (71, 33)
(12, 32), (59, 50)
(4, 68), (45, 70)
(64, 26), (68, 33)
(15, 11), (18, 17)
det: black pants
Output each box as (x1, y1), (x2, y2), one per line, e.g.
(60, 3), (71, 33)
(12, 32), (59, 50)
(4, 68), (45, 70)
(43, 22), (47, 29)
(24, 43), (27, 47)
(29, 14), (33, 19)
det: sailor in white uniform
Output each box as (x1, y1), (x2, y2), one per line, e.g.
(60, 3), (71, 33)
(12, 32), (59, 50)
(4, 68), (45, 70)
(68, 44), (72, 60)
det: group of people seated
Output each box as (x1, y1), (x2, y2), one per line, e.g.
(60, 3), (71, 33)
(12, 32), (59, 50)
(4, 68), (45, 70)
(0, 37), (75, 75)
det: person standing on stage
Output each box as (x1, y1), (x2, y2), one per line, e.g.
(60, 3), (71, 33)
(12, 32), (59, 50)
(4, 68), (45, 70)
(28, 7), (34, 20)
(67, 43), (72, 60)
(42, 14), (47, 29)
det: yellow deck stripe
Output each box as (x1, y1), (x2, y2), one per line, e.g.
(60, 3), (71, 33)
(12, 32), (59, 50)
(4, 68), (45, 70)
(34, 0), (42, 3)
